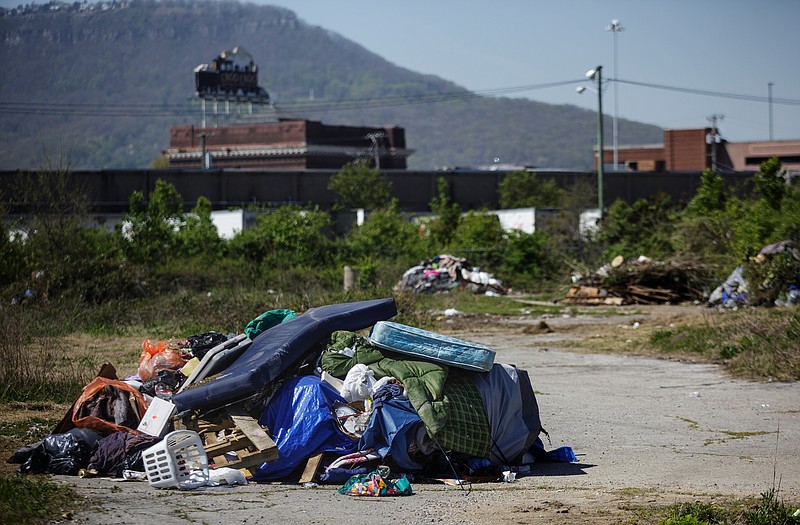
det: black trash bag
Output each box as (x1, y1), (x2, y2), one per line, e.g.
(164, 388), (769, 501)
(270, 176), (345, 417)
(140, 369), (184, 400)
(14, 441), (49, 474)
(19, 428), (102, 475)
(183, 331), (228, 360)
(7, 440), (44, 465)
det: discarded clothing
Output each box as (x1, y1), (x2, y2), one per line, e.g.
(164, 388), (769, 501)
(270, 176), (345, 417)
(243, 309), (297, 340)
(394, 254), (506, 295)
(434, 373), (491, 459)
(338, 468), (413, 497)
(87, 431), (161, 477)
(72, 377), (148, 435)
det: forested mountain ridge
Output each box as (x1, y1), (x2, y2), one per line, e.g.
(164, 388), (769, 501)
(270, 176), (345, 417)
(0, 0), (663, 170)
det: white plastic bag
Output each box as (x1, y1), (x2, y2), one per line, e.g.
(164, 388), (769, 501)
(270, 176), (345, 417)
(207, 467), (248, 486)
(340, 364), (376, 402)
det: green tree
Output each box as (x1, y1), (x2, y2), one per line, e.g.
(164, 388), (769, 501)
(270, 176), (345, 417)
(448, 210), (506, 269)
(754, 156), (787, 210)
(9, 155), (132, 302)
(176, 196), (222, 259)
(344, 200), (428, 262)
(427, 177), (461, 248)
(499, 229), (558, 289)
(686, 168), (726, 215)
(498, 170), (566, 209)
(327, 160), (392, 211)
(118, 179), (185, 264)
(597, 194), (678, 260)
(228, 205), (333, 267)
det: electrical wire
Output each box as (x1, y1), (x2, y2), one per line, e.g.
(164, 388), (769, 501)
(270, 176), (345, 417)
(614, 78), (800, 106)
(1, 77), (798, 119)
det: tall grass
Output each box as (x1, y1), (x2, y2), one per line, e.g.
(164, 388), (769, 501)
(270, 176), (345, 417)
(0, 304), (94, 403)
(649, 308), (800, 381)
(659, 489), (799, 525)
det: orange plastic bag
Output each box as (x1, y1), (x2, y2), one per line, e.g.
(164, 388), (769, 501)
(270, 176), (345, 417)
(72, 377), (148, 435)
(138, 340), (187, 381)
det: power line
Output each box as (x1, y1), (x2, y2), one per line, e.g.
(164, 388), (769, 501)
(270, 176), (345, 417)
(615, 78), (800, 106)
(1, 78), (798, 119)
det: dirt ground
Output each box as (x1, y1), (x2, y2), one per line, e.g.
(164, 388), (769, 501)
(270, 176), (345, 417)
(7, 304), (800, 524)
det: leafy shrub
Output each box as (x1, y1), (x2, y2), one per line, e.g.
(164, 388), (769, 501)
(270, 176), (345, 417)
(597, 194), (679, 261)
(448, 210), (505, 269)
(498, 230), (559, 290)
(118, 179), (184, 264)
(754, 156), (788, 210)
(228, 205), (334, 268)
(327, 159), (392, 211)
(498, 170), (566, 209)
(686, 168), (727, 216)
(176, 196), (223, 259)
(344, 200), (429, 263)
(427, 177), (461, 247)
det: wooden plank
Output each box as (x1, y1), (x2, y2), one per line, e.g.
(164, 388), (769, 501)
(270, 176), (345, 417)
(299, 453), (324, 484)
(229, 413), (277, 453)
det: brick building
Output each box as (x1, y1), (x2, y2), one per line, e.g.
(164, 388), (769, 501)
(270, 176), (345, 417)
(166, 119), (410, 170)
(607, 128), (800, 174)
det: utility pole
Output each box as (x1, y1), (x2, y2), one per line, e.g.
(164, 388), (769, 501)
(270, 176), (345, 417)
(706, 114), (723, 173)
(366, 132), (385, 170)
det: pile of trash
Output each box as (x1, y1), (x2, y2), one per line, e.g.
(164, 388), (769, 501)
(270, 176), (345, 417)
(564, 255), (714, 305)
(8, 298), (575, 493)
(395, 255), (507, 296)
(708, 240), (800, 308)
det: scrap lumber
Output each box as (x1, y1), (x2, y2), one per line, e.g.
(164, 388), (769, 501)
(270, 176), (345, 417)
(561, 285), (625, 305)
(299, 453), (325, 484)
(179, 403), (278, 474)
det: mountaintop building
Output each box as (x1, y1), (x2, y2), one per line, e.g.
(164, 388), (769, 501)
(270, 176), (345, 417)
(165, 119), (410, 170)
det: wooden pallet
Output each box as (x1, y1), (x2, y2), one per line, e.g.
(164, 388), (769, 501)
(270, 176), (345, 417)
(179, 404), (278, 475)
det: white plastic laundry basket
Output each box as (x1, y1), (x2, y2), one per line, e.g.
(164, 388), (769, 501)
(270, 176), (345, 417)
(142, 430), (209, 489)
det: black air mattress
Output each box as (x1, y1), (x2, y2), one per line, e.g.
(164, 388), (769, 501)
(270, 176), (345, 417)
(172, 298), (397, 413)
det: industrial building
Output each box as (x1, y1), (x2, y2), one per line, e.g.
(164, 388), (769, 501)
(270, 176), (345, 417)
(608, 128), (800, 174)
(165, 119), (410, 170)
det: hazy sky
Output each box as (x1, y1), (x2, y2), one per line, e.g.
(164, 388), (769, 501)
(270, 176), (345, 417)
(260, 0), (800, 144)
(3, 0), (798, 143)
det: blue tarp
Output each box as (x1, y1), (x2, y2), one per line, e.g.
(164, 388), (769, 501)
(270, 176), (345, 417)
(359, 398), (425, 471)
(250, 376), (357, 481)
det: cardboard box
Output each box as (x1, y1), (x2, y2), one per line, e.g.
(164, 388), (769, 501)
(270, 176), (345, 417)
(137, 397), (177, 437)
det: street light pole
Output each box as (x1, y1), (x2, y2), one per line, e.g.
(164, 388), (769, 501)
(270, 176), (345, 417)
(594, 66), (605, 216)
(606, 19), (623, 171)
(577, 66), (605, 217)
